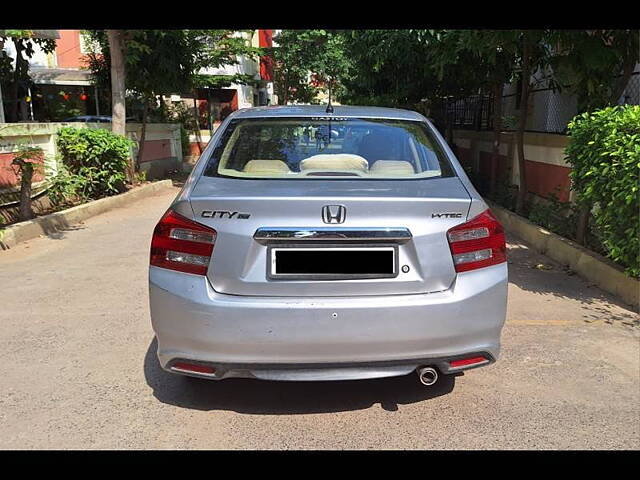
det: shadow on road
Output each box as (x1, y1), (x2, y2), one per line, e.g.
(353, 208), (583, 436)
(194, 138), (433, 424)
(144, 338), (456, 415)
(506, 234), (638, 323)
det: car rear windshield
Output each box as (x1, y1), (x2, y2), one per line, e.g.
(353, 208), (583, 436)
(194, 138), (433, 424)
(203, 117), (454, 180)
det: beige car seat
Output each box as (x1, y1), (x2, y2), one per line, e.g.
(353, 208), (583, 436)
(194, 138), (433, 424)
(242, 160), (292, 175)
(369, 160), (415, 176)
(299, 154), (369, 173)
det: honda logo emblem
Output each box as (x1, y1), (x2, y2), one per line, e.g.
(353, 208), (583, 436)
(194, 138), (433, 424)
(322, 205), (346, 224)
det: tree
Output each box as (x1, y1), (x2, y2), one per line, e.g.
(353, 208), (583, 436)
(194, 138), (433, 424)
(338, 30), (438, 107)
(269, 30), (321, 105)
(269, 30), (351, 105)
(11, 144), (44, 220)
(337, 27), (491, 151)
(306, 30), (351, 105)
(512, 31), (554, 215)
(189, 30), (261, 89)
(339, 30), (557, 215)
(429, 30), (521, 193)
(120, 30), (195, 169)
(0, 30), (56, 122)
(106, 31), (126, 135)
(106, 30), (129, 176)
(549, 30), (640, 113)
(544, 30), (640, 243)
(87, 30), (261, 174)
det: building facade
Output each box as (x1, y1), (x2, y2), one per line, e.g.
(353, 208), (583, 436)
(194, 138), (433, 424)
(1, 29), (277, 124)
(179, 29), (276, 133)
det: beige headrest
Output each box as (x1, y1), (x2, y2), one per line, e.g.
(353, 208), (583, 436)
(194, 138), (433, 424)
(369, 160), (415, 176)
(300, 154), (368, 172)
(243, 160), (291, 174)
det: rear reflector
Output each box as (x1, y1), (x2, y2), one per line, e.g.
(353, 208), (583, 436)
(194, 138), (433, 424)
(150, 209), (216, 276)
(171, 362), (216, 375)
(446, 209), (506, 272)
(449, 356), (488, 368)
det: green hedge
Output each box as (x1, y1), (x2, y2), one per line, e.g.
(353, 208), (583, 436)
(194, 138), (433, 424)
(565, 105), (640, 277)
(54, 127), (133, 202)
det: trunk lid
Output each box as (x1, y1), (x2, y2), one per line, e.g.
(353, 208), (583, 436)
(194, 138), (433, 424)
(190, 176), (471, 297)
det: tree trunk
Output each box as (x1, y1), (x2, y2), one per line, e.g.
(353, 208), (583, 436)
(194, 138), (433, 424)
(107, 30), (133, 182)
(136, 98), (149, 175)
(611, 55), (636, 105)
(18, 163), (35, 221)
(440, 98), (452, 147)
(515, 36), (531, 215)
(489, 81), (504, 197)
(193, 92), (203, 154)
(445, 116), (454, 147)
(107, 30), (126, 136)
(282, 76), (289, 105)
(8, 39), (26, 122)
(575, 204), (590, 245)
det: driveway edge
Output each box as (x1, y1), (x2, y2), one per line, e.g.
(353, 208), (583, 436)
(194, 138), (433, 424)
(0, 180), (174, 250)
(488, 201), (639, 310)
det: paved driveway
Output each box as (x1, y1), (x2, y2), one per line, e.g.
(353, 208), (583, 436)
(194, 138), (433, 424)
(0, 186), (638, 449)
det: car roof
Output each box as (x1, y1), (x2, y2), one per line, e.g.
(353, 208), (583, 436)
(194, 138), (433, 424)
(231, 105), (426, 121)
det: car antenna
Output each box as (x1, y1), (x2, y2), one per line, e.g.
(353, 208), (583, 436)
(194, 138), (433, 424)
(325, 80), (334, 114)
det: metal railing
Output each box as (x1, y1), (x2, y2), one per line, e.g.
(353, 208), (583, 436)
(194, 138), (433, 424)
(434, 71), (639, 135)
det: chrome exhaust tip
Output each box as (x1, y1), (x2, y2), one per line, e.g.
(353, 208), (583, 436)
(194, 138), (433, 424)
(416, 366), (439, 386)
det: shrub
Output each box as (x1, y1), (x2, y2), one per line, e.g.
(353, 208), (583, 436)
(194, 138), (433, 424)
(47, 163), (90, 208)
(527, 193), (578, 240)
(56, 127), (134, 200)
(565, 105), (640, 277)
(526, 191), (608, 257)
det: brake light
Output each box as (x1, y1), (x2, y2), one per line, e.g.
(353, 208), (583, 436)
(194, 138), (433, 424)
(150, 209), (216, 275)
(446, 209), (506, 273)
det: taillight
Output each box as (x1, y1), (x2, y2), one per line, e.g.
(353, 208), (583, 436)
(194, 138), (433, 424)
(446, 209), (506, 273)
(150, 209), (216, 276)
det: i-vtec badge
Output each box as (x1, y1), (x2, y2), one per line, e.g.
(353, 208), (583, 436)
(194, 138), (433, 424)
(201, 210), (251, 219)
(432, 212), (463, 218)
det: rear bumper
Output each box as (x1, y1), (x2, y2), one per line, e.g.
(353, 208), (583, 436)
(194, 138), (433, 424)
(149, 262), (508, 381)
(165, 352), (496, 381)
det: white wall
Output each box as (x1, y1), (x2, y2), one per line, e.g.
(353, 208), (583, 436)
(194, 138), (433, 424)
(2, 39), (56, 68)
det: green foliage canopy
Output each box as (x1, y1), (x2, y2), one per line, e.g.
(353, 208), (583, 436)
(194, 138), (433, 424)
(549, 30), (640, 112)
(84, 30), (262, 103)
(269, 30), (351, 105)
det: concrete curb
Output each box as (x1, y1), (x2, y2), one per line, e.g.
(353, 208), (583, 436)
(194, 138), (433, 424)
(0, 180), (174, 250)
(487, 201), (639, 310)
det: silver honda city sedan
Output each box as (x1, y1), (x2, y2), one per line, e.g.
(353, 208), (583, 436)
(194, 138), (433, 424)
(149, 105), (508, 385)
